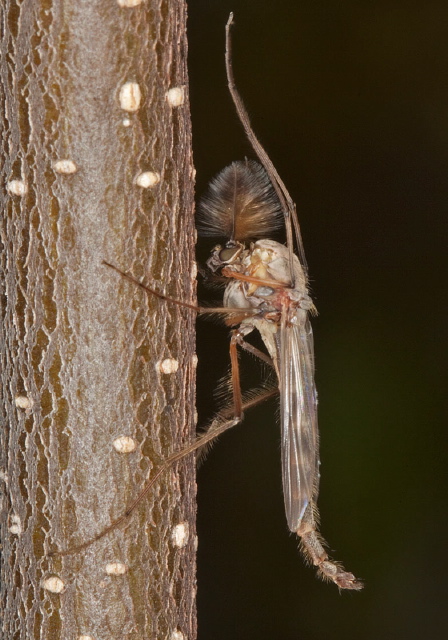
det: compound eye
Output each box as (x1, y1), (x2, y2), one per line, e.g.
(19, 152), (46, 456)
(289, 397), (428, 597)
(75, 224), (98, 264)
(219, 247), (240, 263)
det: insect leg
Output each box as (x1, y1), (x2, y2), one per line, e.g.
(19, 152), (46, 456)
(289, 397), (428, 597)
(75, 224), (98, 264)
(228, 324), (274, 419)
(49, 387), (277, 558)
(232, 332), (274, 368)
(47, 266), (276, 557)
(296, 503), (363, 590)
(195, 331), (276, 463)
(221, 266), (285, 290)
(229, 332), (244, 419)
(103, 261), (257, 319)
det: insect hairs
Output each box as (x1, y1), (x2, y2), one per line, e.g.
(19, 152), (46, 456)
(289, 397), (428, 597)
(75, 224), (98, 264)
(197, 159), (284, 242)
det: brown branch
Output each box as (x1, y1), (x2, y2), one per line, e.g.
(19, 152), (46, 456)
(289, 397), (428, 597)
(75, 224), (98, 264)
(0, 1), (196, 638)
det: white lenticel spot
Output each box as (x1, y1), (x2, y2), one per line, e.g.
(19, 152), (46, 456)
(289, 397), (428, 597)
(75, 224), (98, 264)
(192, 354), (198, 368)
(7, 180), (27, 196)
(119, 82), (142, 112)
(113, 436), (137, 453)
(15, 395), (32, 409)
(9, 514), (22, 535)
(122, 117), (131, 127)
(78, 636), (94, 640)
(43, 576), (65, 593)
(159, 358), (179, 374)
(53, 159), (77, 174)
(117, 0), (143, 6)
(193, 409), (198, 425)
(191, 261), (198, 279)
(171, 632), (184, 640)
(135, 171), (160, 188)
(193, 535), (199, 551)
(166, 86), (185, 108)
(105, 562), (127, 575)
(172, 522), (189, 548)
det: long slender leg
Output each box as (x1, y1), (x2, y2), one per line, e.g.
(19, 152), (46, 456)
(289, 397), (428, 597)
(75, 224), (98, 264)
(48, 263), (276, 558)
(232, 330), (274, 368)
(217, 387), (278, 420)
(296, 503), (363, 590)
(229, 333), (243, 419)
(197, 328), (274, 468)
(196, 331), (276, 465)
(228, 326), (275, 419)
(104, 261), (257, 319)
(221, 266), (285, 290)
(49, 386), (277, 558)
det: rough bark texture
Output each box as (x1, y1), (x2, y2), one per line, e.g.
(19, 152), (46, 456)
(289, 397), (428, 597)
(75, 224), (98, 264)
(0, 1), (196, 639)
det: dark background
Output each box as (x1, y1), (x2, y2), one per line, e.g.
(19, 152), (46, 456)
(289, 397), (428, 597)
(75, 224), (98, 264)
(188, 1), (448, 639)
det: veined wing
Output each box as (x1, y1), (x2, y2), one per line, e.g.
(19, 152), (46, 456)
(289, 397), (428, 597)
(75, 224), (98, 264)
(279, 309), (319, 532)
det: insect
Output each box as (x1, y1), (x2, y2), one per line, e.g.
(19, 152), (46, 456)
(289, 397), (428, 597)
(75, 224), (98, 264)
(52, 13), (362, 591)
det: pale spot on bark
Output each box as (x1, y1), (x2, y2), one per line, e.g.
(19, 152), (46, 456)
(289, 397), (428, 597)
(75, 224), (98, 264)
(7, 180), (27, 196)
(166, 86), (185, 107)
(113, 436), (137, 453)
(135, 171), (160, 188)
(15, 395), (32, 409)
(9, 514), (22, 535)
(53, 159), (77, 174)
(43, 576), (65, 593)
(117, 0), (143, 6)
(159, 358), (179, 374)
(119, 82), (141, 112)
(172, 522), (189, 548)
(105, 562), (127, 575)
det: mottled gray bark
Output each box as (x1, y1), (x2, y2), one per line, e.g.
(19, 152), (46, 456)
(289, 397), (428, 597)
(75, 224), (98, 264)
(0, 1), (196, 639)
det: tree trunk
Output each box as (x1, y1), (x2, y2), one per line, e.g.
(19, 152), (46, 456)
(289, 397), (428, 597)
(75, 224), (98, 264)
(0, 1), (196, 639)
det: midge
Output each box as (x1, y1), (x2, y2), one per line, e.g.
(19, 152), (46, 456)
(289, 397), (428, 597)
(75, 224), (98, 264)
(52, 14), (362, 591)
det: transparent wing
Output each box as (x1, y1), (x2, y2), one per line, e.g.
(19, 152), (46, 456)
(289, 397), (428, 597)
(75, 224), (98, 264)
(280, 310), (319, 532)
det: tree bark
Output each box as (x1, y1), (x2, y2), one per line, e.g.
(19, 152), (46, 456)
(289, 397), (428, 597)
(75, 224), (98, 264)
(0, 1), (196, 639)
